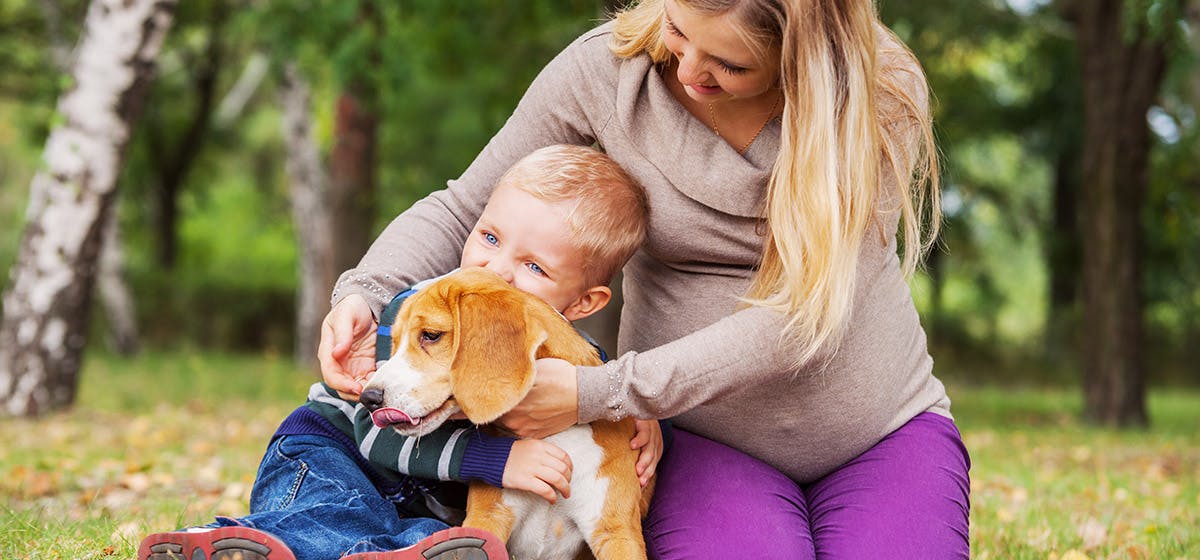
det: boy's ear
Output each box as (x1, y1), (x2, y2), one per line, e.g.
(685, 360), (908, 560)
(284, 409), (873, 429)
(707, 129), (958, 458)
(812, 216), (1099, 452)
(561, 285), (612, 321)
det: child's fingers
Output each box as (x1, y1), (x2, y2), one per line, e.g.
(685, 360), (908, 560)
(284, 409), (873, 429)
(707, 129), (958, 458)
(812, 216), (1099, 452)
(529, 478), (558, 504)
(540, 441), (573, 479)
(543, 466), (571, 500)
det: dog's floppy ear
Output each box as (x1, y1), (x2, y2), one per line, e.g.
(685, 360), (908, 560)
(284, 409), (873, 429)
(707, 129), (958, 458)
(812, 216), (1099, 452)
(451, 289), (547, 424)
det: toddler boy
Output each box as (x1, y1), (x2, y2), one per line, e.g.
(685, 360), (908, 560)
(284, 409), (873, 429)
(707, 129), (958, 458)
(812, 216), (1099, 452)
(138, 145), (653, 560)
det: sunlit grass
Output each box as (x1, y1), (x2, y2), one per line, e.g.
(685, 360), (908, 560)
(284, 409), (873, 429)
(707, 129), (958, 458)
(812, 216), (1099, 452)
(952, 384), (1200, 558)
(1, 353), (1196, 558)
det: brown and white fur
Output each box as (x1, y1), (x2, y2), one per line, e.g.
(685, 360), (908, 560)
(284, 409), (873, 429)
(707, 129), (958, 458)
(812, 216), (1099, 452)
(362, 267), (653, 560)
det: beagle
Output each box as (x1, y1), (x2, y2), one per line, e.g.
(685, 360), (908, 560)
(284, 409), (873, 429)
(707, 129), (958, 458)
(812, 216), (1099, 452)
(362, 267), (653, 560)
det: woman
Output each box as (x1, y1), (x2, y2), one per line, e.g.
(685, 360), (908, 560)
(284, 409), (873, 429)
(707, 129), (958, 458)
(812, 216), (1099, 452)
(320, 0), (970, 557)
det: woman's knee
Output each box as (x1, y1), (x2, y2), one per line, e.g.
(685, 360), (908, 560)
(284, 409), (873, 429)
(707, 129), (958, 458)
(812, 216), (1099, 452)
(806, 412), (970, 559)
(644, 429), (814, 560)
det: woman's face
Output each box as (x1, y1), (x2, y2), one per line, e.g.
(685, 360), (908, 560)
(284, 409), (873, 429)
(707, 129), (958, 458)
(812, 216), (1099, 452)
(660, 0), (779, 104)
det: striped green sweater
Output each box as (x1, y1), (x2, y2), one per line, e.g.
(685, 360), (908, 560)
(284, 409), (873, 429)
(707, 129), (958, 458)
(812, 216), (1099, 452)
(301, 382), (515, 486)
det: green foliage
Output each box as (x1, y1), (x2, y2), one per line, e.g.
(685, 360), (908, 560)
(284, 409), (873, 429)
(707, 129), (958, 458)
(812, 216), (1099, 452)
(77, 0), (605, 348)
(1122, 0), (1190, 44)
(0, 0), (1197, 379)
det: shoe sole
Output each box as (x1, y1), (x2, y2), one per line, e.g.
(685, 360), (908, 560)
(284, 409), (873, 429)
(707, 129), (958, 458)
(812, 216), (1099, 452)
(340, 527), (508, 559)
(138, 526), (297, 560)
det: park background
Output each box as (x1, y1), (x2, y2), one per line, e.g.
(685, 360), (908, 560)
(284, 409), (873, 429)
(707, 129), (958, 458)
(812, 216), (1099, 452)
(0, 0), (1197, 558)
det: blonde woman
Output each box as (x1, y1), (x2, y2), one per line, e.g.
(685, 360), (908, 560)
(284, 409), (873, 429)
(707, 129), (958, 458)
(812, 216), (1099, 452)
(321, 0), (969, 557)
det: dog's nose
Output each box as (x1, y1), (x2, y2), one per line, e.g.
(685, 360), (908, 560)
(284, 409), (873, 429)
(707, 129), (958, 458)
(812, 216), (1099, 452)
(360, 388), (385, 412)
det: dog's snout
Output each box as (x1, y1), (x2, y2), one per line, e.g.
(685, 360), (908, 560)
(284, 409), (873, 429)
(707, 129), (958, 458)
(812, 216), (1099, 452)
(360, 388), (385, 412)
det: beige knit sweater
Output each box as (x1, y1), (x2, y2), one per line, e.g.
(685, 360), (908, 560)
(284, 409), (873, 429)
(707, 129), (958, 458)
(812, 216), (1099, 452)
(333, 23), (952, 483)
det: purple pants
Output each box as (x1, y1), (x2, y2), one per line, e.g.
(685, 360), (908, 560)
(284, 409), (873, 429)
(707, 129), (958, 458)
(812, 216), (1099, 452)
(644, 412), (970, 559)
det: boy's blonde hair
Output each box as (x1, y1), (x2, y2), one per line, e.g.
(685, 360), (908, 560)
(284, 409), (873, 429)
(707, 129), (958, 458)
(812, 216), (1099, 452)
(498, 144), (649, 287)
(610, 0), (940, 368)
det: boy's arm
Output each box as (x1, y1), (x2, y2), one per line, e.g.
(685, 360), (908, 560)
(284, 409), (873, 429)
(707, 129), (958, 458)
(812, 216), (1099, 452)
(307, 382), (515, 486)
(356, 406), (573, 501)
(353, 407), (515, 488)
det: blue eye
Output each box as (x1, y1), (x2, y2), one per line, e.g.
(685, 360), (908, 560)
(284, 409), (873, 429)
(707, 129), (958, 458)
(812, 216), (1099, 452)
(483, 232), (498, 245)
(527, 262), (545, 275)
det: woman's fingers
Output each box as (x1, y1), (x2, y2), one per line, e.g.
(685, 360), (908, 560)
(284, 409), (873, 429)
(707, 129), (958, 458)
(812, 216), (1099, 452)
(317, 295), (376, 398)
(630, 427), (649, 449)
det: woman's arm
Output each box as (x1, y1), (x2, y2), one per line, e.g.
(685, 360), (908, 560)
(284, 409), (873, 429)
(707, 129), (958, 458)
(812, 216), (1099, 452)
(500, 304), (796, 437)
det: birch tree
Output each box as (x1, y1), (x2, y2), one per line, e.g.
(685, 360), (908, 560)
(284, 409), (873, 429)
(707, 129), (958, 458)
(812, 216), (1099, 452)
(280, 62), (335, 368)
(0, 0), (177, 417)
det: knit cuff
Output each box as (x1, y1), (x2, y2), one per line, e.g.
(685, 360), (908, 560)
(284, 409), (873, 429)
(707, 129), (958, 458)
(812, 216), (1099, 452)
(578, 361), (622, 423)
(458, 432), (516, 488)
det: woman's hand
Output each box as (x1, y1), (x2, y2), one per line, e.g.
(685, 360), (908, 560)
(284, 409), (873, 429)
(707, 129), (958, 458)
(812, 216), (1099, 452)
(631, 419), (664, 487)
(316, 294), (378, 401)
(499, 358), (579, 439)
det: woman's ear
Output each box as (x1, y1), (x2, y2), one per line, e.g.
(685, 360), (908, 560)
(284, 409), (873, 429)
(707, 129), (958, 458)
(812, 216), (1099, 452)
(561, 285), (612, 321)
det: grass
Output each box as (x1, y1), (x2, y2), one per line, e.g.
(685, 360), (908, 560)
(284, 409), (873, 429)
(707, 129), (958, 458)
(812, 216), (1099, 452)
(952, 386), (1200, 558)
(1, 352), (1198, 559)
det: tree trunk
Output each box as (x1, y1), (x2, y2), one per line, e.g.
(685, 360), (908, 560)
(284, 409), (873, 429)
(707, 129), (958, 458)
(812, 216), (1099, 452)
(1044, 146), (1081, 363)
(1073, 0), (1171, 427)
(328, 89), (378, 275)
(0, 0), (176, 417)
(151, 0), (225, 269)
(38, 0), (141, 356)
(97, 210), (140, 355)
(281, 63), (336, 369)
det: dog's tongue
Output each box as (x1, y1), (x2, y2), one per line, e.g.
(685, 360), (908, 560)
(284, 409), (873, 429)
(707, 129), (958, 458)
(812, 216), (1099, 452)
(371, 407), (421, 429)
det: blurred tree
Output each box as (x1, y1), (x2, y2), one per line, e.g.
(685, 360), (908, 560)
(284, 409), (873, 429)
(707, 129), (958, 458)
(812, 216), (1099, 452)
(256, 0), (603, 363)
(146, 0), (228, 269)
(280, 62), (336, 367)
(1064, 0), (1188, 426)
(34, 0), (142, 354)
(0, 0), (177, 417)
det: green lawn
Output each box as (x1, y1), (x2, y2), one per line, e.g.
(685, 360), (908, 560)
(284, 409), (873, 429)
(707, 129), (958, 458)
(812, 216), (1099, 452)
(1, 352), (1197, 558)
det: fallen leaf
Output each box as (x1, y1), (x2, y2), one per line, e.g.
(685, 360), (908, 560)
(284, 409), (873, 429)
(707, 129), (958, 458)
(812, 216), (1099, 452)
(121, 472), (152, 493)
(1124, 544), (1148, 559)
(1078, 518), (1107, 550)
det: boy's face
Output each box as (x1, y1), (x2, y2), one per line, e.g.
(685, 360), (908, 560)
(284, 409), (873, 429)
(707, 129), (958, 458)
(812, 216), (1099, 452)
(460, 181), (595, 319)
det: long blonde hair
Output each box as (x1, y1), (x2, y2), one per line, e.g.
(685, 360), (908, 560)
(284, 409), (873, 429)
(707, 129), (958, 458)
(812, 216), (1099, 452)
(611, 0), (940, 367)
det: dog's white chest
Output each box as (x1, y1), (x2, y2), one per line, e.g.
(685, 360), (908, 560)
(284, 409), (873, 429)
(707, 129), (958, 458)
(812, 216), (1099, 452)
(502, 424), (608, 560)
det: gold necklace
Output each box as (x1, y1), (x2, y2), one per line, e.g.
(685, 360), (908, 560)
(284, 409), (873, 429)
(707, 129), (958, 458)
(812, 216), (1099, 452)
(708, 93), (782, 154)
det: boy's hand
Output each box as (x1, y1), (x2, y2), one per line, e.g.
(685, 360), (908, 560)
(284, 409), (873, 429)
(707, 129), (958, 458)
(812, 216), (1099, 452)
(317, 294), (378, 401)
(631, 419), (663, 487)
(503, 439), (573, 504)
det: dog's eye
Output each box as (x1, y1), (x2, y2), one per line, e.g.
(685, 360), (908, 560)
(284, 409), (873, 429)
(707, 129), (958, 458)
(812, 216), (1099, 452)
(420, 330), (443, 343)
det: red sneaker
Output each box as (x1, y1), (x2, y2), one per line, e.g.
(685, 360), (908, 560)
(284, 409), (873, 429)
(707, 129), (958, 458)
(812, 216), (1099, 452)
(339, 527), (508, 559)
(138, 526), (296, 560)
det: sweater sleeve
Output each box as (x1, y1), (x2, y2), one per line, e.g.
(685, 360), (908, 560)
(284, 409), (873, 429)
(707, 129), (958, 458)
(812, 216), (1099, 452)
(331, 28), (612, 315)
(305, 382), (516, 484)
(576, 305), (801, 423)
(348, 401), (515, 484)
